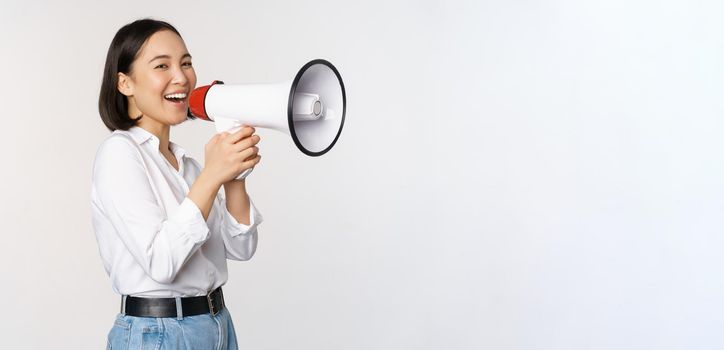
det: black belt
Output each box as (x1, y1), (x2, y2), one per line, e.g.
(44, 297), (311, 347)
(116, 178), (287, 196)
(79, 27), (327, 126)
(122, 286), (225, 318)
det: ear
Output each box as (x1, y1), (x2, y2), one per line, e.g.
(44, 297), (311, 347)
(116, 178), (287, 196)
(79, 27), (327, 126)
(117, 72), (134, 97)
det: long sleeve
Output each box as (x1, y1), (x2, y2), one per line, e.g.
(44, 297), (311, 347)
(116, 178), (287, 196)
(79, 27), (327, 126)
(216, 193), (263, 261)
(92, 136), (210, 284)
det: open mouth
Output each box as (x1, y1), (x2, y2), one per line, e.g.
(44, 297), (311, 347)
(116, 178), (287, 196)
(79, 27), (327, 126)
(164, 92), (187, 104)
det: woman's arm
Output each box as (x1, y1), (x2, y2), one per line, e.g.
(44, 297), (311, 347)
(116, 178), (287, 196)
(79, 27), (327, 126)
(194, 126), (260, 221)
(223, 179), (251, 225)
(218, 176), (263, 261)
(93, 136), (212, 284)
(214, 129), (263, 260)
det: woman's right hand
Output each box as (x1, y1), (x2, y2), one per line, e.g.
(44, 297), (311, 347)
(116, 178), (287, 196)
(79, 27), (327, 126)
(202, 126), (261, 185)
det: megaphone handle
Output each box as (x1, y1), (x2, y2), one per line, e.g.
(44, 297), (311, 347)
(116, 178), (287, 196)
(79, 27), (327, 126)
(215, 117), (244, 135)
(235, 167), (253, 180)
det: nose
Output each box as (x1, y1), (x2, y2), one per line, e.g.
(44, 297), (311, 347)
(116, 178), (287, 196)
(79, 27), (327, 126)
(171, 64), (189, 86)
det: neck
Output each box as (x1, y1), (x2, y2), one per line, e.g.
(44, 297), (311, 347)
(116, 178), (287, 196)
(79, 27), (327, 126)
(127, 99), (172, 153)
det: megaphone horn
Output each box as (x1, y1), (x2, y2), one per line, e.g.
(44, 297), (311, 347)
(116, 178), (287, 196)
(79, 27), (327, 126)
(189, 59), (347, 157)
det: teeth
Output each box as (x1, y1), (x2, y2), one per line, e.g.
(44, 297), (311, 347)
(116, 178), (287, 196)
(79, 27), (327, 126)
(164, 93), (187, 99)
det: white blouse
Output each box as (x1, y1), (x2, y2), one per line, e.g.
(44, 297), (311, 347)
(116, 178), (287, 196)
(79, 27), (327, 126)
(91, 125), (263, 298)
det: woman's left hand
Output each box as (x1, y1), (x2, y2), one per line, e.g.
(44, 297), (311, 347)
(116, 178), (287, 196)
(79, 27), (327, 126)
(221, 126), (261, 181)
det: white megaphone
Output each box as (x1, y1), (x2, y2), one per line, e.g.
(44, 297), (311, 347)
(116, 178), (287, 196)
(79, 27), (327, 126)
(188, 59), (346, 179)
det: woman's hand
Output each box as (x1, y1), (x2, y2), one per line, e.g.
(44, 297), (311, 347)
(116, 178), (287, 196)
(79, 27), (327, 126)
(202, 126), (261, 186)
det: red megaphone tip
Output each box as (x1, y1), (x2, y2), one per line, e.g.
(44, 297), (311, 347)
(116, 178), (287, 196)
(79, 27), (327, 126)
(189, 80), (224, 121)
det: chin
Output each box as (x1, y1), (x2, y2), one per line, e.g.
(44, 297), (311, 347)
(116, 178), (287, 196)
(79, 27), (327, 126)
(170, 113), (189, 125)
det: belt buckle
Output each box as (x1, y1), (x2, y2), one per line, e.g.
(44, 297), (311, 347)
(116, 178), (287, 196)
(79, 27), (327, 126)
(207, 289), (219, 317)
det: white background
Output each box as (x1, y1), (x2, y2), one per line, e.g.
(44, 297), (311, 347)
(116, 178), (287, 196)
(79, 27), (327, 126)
(1, 0), (722, 349)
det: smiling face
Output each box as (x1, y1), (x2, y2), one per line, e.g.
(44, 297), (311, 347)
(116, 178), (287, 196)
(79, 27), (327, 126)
(117, 29), (197, 127)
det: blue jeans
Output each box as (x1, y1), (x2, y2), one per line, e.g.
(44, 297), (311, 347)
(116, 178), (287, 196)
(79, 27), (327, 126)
(106, 307), (239, 350)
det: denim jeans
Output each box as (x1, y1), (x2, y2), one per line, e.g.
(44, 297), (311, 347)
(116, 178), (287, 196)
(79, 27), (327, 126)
(106, 307), (239, 350)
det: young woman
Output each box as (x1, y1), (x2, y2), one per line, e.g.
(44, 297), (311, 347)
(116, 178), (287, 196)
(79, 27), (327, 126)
(92, 18), (262, 349)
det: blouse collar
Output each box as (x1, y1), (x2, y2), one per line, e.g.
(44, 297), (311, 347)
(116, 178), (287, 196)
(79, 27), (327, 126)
(123, 126), (188, 160)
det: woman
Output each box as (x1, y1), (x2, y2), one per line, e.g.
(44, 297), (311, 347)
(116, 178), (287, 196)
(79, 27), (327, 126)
(92, 18), (262, 349)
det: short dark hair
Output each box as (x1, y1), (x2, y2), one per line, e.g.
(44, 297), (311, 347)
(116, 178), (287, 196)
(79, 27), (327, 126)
(98, 18), (195, 131)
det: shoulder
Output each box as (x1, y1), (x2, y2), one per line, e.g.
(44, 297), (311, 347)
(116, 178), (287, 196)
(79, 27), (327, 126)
(93, 131), (145, 176)
(95, 131), (140, 159)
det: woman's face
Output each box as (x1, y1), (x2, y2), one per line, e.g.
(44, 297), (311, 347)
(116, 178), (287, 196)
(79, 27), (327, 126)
(118, 29), (197, 126)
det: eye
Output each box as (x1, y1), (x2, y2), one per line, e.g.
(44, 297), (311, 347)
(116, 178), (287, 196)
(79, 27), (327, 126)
(154, 63), (168, 69)
(182, 61), (193, 67)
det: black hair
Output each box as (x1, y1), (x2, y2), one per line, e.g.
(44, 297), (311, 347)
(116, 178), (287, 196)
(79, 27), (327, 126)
(98, 18), (195, 131)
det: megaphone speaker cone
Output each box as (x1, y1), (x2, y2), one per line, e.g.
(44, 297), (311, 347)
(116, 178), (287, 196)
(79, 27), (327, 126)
(288, 59), (346, 157)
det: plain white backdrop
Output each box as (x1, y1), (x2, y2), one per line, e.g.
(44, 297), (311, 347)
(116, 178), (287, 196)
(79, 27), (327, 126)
(1, 0), (723, 349)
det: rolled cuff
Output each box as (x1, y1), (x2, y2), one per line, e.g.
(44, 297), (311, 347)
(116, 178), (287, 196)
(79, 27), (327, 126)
(166, 197), (211, 244)
(221, 196), (263, 237)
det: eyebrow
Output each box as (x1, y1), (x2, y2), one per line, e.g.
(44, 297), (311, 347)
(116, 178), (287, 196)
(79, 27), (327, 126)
(148, 53), (192, 63)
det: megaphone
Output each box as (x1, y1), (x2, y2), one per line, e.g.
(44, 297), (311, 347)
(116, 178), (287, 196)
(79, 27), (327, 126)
(189, 59), (346, 164)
